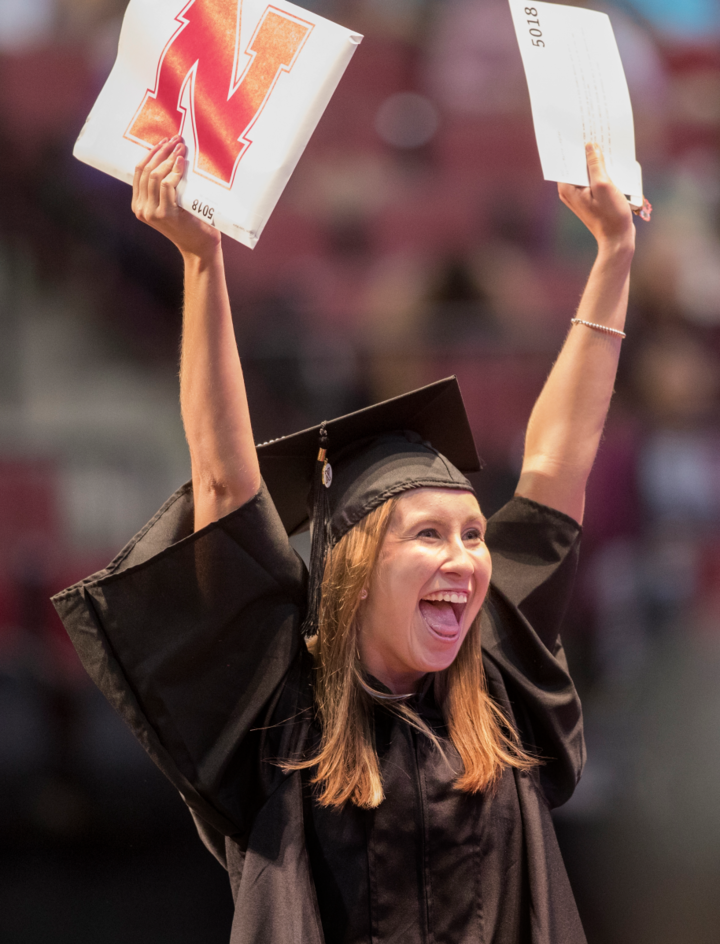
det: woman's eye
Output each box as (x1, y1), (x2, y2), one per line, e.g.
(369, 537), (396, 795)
(417, 528), (439, 539)
(464, 528), (484, 542)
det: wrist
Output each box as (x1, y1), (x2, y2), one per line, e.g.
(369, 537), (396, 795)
(595, 231), (635, 264)
(181, 237), (224, 272)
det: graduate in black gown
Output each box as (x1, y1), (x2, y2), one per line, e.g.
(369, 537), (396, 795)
(53, 136), (637, 944)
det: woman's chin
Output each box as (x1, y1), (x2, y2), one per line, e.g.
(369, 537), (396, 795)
(411, 638), (463, 675)
(413, 616), (466, 670)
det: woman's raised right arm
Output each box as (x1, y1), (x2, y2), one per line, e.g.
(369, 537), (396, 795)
(132, 136), (261, 531)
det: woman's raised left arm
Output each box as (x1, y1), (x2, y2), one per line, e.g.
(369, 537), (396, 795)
(514, 143), (636, 524)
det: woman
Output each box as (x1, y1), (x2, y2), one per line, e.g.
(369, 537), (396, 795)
(54, 136), (636, 944)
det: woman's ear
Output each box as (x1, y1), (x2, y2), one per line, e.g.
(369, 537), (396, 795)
(360, 588), (368, 599)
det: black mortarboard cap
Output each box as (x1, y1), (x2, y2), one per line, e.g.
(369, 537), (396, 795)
(256, 376), (480, 634)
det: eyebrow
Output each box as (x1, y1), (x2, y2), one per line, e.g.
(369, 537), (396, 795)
(474, 513), (488, 534)
(403, 512), (487, 531)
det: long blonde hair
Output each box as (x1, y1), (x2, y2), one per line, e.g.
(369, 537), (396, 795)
(284, 495), (537, 809)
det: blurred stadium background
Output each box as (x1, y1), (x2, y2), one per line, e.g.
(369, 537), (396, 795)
(1, 0), (719, 941)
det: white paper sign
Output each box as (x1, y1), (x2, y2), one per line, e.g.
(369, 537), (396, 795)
(508, 0), (643, 206)
(74, 0), (363, 248)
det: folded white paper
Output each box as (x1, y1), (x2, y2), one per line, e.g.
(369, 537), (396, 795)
(508, 0), (643, 206)
(74, 0), (363, 248)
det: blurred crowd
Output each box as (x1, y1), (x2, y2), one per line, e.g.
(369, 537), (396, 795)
(0, 1), (719, 942)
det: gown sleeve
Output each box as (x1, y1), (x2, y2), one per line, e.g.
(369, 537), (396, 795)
(481, 495), (585, 809)
(51, 481), (309, 856)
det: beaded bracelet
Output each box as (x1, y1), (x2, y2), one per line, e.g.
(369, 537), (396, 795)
(571, 318), (626, 339)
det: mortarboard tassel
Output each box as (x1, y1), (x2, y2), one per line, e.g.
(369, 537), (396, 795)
(302, 422), (332, 637)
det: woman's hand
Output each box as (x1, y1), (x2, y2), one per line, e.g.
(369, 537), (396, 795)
(131, 135), (221, 261)
(557, 143), (635, 253)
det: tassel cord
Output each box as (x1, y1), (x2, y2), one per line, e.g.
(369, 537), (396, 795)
(302, 423), (330, 637)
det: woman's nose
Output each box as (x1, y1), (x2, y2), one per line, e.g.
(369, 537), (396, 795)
(440, 537), (475, 576)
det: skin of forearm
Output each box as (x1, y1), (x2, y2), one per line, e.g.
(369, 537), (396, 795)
(179, 245), (261, 530)
(515, 240), (633, 523)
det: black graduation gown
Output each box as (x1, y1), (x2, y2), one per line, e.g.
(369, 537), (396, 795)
(52, 483), (587, 944)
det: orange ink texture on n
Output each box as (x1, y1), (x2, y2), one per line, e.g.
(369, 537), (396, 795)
(126, 1), (313, 186)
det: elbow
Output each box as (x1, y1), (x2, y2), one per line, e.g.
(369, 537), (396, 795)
(196, 471), (262, 506)
(192, 470), (262, 529)
(515, 464), (587, 524)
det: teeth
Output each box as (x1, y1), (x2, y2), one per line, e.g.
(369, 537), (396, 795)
(423, 592), (468, 604)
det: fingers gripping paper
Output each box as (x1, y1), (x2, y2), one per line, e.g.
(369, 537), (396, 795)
(508, 0), (643, 207)
(74, 0), (362, 248)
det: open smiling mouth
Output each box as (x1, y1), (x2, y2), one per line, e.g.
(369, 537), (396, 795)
(418, 592), (468, 641)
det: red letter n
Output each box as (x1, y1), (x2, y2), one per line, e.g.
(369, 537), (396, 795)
(126, 0), (313, 186)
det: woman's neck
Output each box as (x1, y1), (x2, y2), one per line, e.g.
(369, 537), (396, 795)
(359, 658), (425, 696)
